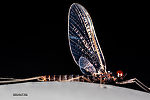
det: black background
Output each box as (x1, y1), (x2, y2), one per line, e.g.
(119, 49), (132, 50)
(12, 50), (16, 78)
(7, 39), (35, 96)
(0, 1), (149, 91)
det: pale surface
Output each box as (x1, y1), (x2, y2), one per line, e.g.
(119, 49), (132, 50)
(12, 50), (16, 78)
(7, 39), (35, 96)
(0, 82), (149, 100)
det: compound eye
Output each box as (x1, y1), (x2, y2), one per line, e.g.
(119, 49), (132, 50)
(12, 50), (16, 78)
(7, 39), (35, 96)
(117, 70), (123, 77)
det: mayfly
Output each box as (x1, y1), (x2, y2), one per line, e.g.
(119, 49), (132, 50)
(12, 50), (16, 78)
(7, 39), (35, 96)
(67, 3), (150, 92)
(0, 3), (149, 93)
(68, 3), (108, 81)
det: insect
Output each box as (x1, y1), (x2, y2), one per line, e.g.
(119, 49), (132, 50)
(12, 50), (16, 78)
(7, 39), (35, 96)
(0, 3), (149, 93)
(66, 3), (150, 92)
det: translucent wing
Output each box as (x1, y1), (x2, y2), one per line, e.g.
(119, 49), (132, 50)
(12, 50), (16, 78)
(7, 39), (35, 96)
(68, 3), (106, 74)
(79, 56), (96, 75)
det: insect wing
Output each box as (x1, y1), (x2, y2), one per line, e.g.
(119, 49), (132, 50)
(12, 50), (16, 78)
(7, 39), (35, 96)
(79, 56), (96, 75)
(68, 3), (106, 74)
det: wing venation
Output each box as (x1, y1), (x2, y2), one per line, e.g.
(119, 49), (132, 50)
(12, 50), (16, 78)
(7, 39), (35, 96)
(68, 3), (106, 74)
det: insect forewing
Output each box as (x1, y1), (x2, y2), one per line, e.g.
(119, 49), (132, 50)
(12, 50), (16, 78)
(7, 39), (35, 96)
(68, 3), (106, 74)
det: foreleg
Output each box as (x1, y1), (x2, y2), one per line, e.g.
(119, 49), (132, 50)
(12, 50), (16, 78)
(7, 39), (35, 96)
(116, 78), (150, 93)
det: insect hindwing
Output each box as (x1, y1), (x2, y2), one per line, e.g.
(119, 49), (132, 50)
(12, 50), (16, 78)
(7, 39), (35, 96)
(79, 56), (96, 75)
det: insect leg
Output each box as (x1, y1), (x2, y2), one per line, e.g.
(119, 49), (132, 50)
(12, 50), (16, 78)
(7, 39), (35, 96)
(81, 76), (92, 82)
(116, 78), (150, 93)
(99, 77), (105, 88)
(134, 78), (150, 92)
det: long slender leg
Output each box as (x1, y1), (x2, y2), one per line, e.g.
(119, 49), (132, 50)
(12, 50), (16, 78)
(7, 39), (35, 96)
(99, 77), (103, 87)
(98, 77), (106, 88)
(81, 76), (92, 82)
(116, 78), (150, 93)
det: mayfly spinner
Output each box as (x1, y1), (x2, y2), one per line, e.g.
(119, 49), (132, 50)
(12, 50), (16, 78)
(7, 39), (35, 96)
(67, 3), (150, 92)
(0, 3), (149, 93)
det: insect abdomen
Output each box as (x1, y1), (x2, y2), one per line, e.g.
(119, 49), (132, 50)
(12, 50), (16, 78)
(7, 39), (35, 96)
(39, 75), (93, 82)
